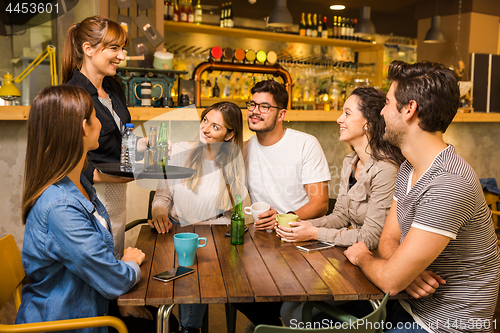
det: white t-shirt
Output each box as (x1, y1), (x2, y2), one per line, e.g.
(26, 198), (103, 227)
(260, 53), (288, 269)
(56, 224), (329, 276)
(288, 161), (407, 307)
(244, 129), (331, 214)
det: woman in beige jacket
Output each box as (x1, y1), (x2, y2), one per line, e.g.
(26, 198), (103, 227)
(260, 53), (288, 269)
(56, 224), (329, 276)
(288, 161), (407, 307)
(276, 86), (405, 249)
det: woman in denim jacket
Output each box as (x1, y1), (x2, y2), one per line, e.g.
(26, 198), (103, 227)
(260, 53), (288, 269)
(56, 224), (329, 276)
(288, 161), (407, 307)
(15, 86), (145, 333)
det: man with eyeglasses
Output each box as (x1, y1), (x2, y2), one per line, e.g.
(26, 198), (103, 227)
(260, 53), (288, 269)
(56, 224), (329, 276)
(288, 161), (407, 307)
(244, 79), (331, 229)
(238, 80), (331, 330)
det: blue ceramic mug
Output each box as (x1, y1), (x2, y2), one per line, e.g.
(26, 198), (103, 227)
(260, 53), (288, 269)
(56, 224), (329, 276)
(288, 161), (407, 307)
(174, 233), (207, 266)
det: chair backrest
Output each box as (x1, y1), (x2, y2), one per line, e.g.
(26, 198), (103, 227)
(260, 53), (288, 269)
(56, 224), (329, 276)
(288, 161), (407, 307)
(255, 292), (390, 333)
(147, 190), (156, 220)
(0, 235), (25, 312)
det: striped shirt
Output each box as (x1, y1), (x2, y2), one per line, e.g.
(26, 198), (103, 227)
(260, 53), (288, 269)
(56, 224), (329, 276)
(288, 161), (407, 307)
(394, 145), (500, 333)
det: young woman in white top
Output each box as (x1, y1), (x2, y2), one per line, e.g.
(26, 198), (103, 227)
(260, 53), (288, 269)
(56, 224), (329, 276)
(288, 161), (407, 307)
(148, 102), (245, 333)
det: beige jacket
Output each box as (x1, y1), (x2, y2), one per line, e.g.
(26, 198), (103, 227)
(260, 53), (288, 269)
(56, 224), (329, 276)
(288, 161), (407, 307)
(310, 153), (399, 249)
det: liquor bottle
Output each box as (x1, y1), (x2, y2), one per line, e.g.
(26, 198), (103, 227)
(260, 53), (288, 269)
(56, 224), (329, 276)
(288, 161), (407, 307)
(212, 77), (220, 98)
(172, 0), (179, 21)
(220, 3), (225, 27)
(120, 123), (136, 172)
(203, 79), (212, 98)
(353, 18), (360, 41)
(164, 0), (174, 20)
(332, 16), (338, 38)
(340, 17), (346, 39)
(312, 14), (318, 37)
(186, 0), (194, 23)
(226, 2), (234, 28)
(321, 16), (328, 38)
(346, 18), (352, 40)
(194, 0), (202, 24)
(157, 123), (169, 172)
(230, 194), (245, 245)
(299, 12), (306, 36)
(179, 0), (187, 22)
(306, 13), (312, 37)
(145, 126), (158, 170)
(317, 14), (322, 36)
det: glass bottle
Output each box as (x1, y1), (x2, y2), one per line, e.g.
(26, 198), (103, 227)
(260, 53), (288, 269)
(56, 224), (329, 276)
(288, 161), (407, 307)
(164, 0), (174, 20)
(172, 0), (179, 22)
(312, 14), (318, 37)
(145, 126), (158, 170)
(340, 17), (346, 39)
(212, 77), (220, 98)
(226, 2), (234, 28)
(120, 123), (136, 172)
(220, 3), (225, 27)
(334, 16), (340, 38)
(306, 13), (312, 37)
(230, 195), (245, 245)
(157, 123), (169, 172)
(186, 0), (194, 23)
(179, 0), (187, 22)
(299, 12), (306, 36)
(194, 0), (202, 24)
(321, 16), (328, 38)
(317, 14), (322, 36)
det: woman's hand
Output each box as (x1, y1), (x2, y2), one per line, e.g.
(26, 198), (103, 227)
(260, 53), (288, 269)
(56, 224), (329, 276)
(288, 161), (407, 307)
(136, 137), (148, 153)
(139, 138), (172, 159)
(122, 247), (145, 266)
(148, 214), (172, 234)
(118, 305), (154, 320)
(275, 220), (318, 242)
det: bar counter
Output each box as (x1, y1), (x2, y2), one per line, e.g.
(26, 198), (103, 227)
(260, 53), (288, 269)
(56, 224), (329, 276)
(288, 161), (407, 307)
(1, 106), (499, 122)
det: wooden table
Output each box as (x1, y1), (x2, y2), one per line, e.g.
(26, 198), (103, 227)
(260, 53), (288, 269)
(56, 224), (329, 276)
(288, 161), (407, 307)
(118, 224), (406, 333)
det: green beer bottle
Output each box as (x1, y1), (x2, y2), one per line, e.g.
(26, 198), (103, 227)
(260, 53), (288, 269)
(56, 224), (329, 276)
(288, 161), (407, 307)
(157, 123), (169, 172)
(230, 195), (245, 245)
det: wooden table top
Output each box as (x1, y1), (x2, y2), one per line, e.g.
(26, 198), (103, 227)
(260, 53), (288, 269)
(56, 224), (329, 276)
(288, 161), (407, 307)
(118, 224), (407, 307)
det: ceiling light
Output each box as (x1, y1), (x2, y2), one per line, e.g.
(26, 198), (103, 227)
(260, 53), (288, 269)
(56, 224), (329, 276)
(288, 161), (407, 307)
(424, 15), (446, 43)
(354, 6), (376, 36)
(268, 0), (293, 27)
(330, 5), (345, 10)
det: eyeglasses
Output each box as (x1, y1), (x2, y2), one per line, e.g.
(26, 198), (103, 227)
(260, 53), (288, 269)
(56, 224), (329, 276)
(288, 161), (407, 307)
(246, 101), (280, 114)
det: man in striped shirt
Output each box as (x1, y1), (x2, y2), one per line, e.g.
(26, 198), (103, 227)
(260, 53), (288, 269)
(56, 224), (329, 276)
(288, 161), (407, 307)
(344, 60), (500, 333)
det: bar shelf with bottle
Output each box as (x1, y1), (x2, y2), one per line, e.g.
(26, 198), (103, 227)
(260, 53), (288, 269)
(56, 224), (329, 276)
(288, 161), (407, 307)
(163, 21), (383, 52)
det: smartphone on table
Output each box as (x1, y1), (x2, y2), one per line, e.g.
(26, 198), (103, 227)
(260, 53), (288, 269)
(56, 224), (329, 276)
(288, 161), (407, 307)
(153, 266), (195, 283)
(296, 241), (335, 253)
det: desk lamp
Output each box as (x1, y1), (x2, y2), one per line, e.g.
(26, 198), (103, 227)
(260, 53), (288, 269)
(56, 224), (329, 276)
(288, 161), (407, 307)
(0, 45), (57, 101)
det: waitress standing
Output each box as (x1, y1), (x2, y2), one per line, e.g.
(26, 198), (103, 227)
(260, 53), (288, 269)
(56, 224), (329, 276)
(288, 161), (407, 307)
(62, 16), (147, 260)
(61, 16), (171, 329)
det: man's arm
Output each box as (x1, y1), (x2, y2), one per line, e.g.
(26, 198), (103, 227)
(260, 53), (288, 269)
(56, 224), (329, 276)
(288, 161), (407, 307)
(377, 200), (401, 259)
(294, 181), (329, 219)
(344, 228), (450, 295)
(254, 181), (329, 230)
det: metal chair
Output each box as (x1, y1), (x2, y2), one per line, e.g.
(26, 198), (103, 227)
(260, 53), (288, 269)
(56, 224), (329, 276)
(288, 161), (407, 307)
(0, 234), (128, 333)
(125, 190), (156, 231)
(254, 292), (390, 333)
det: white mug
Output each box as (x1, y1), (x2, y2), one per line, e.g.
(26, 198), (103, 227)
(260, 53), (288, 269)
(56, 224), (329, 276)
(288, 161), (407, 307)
(244, 202), (271, 223)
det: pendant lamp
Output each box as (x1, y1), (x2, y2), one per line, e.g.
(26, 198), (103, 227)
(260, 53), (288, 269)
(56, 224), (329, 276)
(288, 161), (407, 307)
(424, 15), (446, 43)
(354, 6), (375, 36)
(268, 0), (293, 27)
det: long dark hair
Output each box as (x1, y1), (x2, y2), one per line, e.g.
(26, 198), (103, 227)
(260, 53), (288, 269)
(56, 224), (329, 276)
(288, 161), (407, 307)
(351, 86), (405, 166)
(22, 86), (94, 223)
(183, 102), (244, 210)
(61, 16), (128, 83)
